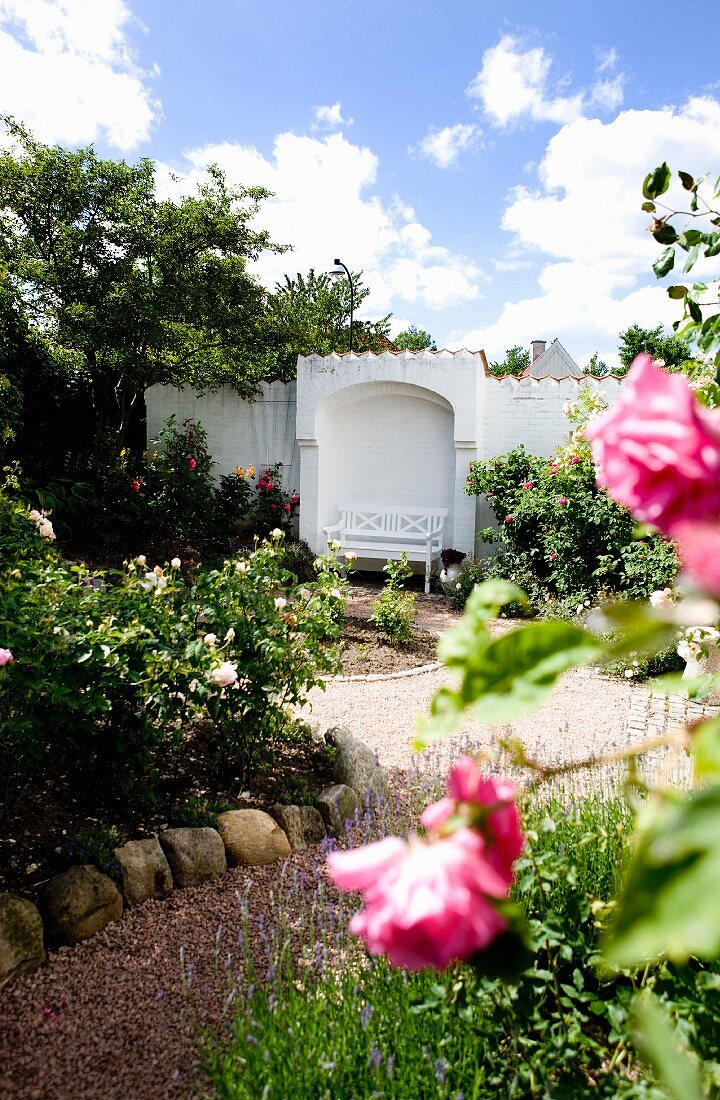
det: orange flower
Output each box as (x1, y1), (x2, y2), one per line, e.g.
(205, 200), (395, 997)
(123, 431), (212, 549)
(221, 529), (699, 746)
(235, 466), (244, 476)
(247, 465), (255, 477)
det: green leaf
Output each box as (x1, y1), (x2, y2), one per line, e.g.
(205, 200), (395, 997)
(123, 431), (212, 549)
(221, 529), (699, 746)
(643, 163), (672, 200)
(653, 247), (675, 278)
(688, 298), (703, 324)
(667, 285), (688, 300)
(705, 233), (720, 258)
(460, 621), (602, 725)
(605, 786), (720, 968)
(690, 717), (720, 781)
(632, 991), (704, 1100)
(677, 229), (704, 248)
(678, 171), (696, 192)
(683, 243), (701, 274)
(642, 200), (656, 213)
(652, 223), (678, 245)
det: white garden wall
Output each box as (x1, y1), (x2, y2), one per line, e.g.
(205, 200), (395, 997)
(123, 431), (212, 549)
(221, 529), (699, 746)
(145, 380), (300, 494)
(145, 351), (623, 567)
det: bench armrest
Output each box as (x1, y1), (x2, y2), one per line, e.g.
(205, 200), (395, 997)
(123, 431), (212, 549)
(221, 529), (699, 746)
(425, 524), (445, 541)
(322, 521), (344, 536)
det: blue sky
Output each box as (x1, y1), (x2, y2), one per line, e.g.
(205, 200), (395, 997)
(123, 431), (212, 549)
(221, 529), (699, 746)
(1, 0), (718, 367)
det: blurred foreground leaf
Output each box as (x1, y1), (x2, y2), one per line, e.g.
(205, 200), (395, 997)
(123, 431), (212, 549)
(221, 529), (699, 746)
(632, 990), (705, 1100)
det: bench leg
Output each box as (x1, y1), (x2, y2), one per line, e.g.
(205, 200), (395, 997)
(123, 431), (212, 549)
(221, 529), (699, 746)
(424, 561), (431, 595)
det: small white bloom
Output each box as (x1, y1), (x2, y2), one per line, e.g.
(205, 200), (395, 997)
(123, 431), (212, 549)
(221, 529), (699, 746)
(136, 555), (147, 565)
(203, 633), (217, 646)
(344, 551), (357, 562)
(209, 661), (238, 688)
(153, 565), (164, 577)
(328, 539), (341, 553)
(624, 669), (634, 678)
(37, 519), (55, 539)
(225, 627), (235, 641)
(171, 557), (181, 568)
(649, 587), (674, 610)
(274, 597), (287, 610)
(270, 528), (284, 538)
(100, 645), (111, 659)
(235, 560), (248, 573)
(188, 679), (199, 693)
(144, 572), (158, 588)
(330, 588), (342, 599)
(28, 509), (42, 522)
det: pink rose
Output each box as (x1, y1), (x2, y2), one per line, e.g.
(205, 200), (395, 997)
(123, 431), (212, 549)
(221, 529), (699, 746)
(522, 481), (534, 490)
(421, 758), (523, 886)
(291, 493), (300, 504)
(0, 648), (13, 667)
(284, 502), (291, 513)
(188, 458), (197, 470)
(558, 497), (568, 506)
(327, 830), (509, 970)
(505, 515), (513, 524)
(586, 355), (720, 533)
(550, 552), (557, 560)
(570, 455), (581, 464)
(672, 520), (720, 596)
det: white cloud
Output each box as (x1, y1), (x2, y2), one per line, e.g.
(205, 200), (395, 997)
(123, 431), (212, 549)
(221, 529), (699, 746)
(0, 0), (160, 149)
(595, 47), (619, 74)
(312, 102), (353, 131)
(156, 131), (484, 314)
(417, 122), (481, 168)
(466, 34), (625, 128)
(452, 96), (720, 366)
(466, 35), (584, 127)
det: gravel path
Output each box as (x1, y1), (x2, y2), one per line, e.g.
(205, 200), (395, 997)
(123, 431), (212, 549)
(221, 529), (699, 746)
(0, 590), (668, 1099)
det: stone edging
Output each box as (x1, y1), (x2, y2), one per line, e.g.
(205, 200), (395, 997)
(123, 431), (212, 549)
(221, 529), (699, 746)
(324, 660), (442, 683)
(0, 726), (387, 988)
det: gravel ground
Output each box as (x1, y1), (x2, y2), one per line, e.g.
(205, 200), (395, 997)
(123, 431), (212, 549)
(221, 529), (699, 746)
(0, 591), (640, 1099)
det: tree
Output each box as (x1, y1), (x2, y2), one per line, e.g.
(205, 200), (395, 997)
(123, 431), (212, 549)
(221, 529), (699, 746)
(0, 119), (285, 451)
(393, 325), (436, 352)
(264, 268), (391, 375)
(617, 324), (691, 376)
(584, 352), (610, 378)
(489, 345), (530, 378)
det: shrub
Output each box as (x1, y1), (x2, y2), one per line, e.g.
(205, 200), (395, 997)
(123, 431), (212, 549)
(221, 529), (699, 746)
(449, 557), (485, 611)
(143, 417), (217, 547)
(215, 465), (256, 534)
(63, 825), (123, 880)
(370, 554), (416, 644)
(253, 465), (300, 537)
(468, 444), (677, 607)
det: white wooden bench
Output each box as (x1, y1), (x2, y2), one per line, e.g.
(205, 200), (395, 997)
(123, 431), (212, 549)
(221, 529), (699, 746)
(323, 505), (448, 593)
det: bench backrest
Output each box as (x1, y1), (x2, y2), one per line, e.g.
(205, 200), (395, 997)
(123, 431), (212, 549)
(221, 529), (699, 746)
(338, 506), (447, 538)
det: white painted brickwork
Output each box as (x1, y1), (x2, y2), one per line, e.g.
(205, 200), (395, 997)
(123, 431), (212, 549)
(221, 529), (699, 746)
(146, 352), (623, 567)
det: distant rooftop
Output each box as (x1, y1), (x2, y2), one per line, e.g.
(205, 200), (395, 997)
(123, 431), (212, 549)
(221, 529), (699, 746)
(520, 338), (584, 380)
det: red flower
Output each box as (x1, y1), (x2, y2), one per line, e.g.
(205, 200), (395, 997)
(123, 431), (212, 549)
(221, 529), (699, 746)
(270, 503), (277, 510)
(558, 497), (568, 506)
(284, 502), (291, 513)
(188, 458), (197, 470)
(505, 515), (513, 523)
(291, 493), (300, 504)
(131, 479), (141, 492)
(550, 552), (557, 560)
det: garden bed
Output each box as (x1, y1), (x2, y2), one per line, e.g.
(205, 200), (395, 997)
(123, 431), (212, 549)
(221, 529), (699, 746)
(339, 617), (439, 676)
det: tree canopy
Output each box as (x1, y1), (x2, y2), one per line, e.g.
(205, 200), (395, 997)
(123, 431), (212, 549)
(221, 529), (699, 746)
(0, 119), (285, 448)
(617, 324), (692, 375)
(393, 325), (436, 352)
(264, 268), (391, 375)
(488, 345), (530, 378)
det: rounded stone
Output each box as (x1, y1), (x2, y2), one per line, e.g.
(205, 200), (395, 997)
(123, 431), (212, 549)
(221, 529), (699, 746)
(316, 784), (361, 838)
(114, 838), (173, 906)
(270, 804), (326, 851)
(0, 892), (45, 986)
(159, 827), (226, 889)
(217, 810), (291, 866)
(43, 866), (123, 947)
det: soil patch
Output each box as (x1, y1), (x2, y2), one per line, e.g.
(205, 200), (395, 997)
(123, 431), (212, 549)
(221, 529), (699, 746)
(340, 617), (439, 675)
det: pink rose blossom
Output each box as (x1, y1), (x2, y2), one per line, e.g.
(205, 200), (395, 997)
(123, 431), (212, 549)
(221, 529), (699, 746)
(522, 481), (534, 490)
(550, 552), (558, 560)
(558, 497), (568, 506)
(0, 648), (13, 666)
(586, 354), (720, 533)
(327, 829), (509, 970)
(505, 515), (513, 524)
(672, 520), (720, 597)
(188, 458), (197, 470)
(284, 502), (291, 513)
(421, 758), (523, 886)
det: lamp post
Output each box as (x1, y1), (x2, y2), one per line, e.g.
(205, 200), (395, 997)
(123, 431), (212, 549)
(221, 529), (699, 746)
(330, 258), (354, 354)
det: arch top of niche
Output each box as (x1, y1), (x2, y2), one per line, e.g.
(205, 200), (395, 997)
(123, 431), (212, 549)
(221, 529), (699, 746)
(297, 351), (484, 445)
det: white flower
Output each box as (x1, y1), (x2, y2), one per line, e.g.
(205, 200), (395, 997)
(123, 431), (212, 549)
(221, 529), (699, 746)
(328, 539), (341, 553)
(136, 555), (147, 565)
(274, 597), (287, 610)
(203, 633), (217, 646)
(209, 661), (238, 687)
(28, 509), (42, 522)
(624, 669), (635, 678)
(188, 679), (199, 693)
(344, 551), (357, 562)
(270, 528), (284, 538)
(153, 565), (164, 577)
(225, 627), (235, 641)
(235, 560), (248, 573)
(649, 587), (674, 610)
(37, 519), (56, 539)
(171, 557), (181, 568)
(330, 588), (343, 599)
